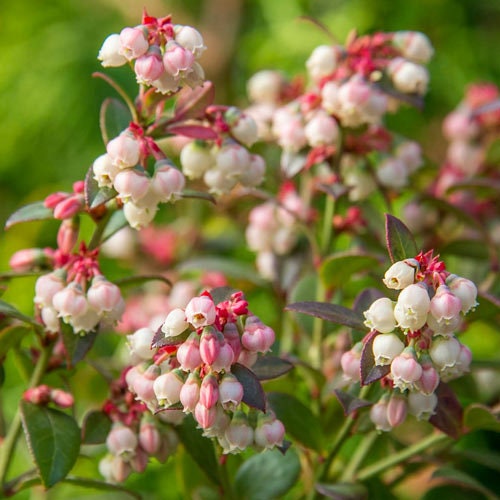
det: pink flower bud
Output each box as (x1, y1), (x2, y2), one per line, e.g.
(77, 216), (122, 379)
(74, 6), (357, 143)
(180, 141), (214, 179)
(387, 394), (407, 427)
(163, 41), (195, 77)
(429, 336), (461, 371)
(203, 404), (231, 438)
(119, 27), (149, 60)
(340, 346), (361, 382)
(53, 195), (84, 220)
(443, 111), (479, 141)
(130, 364), (160, 404)
(254, 411), (285, 450)
(370, 398), (392, 432)
(428, 285), (463, 334)
(211, 341), (236, 373)
(52, 283), (88, 319)
(180, 372), (201, 412)
(364, 297), (397, 333)
(275, 116), (307, 153)
(215, 143), (251, 178)
(241, 321), (275, 353)
(372, 333), (405, 366)
(415, 360), (440, 394)
(9, 248), (51, 272)
(93, 153), (120, 187)
(57, 219), (79, 254)
(199, 328), (222, 366)
(446, 274), (478, 314)
(130, 447), (148, 473)
(98, 34), (127, 67)
(383, 259), (418, 290)
(199, 373), (219, 409)
(407, 391), (437, 420)
(114, 169), (151, 202)
(194, 402), (217, 429)
(447, 140), (483, 175)
(237, 349), (258, 368)
(106, 424), (138, 457)
(394, 283), (430, 331)
(153, 369), (185, 406)
(50, 388), (74, 408)
(185, 295), (216, 329)
(247, 70), (284, 104)
(238, 154), (266, 188)
(177, 333), (202, 371)
(304, 111), (339, 147)
(87, 276), (123, 315)
(223, 411), (254, 453)
(218, 373), (243, 410)
(390, 348), (423, 391)
(23, 385), (51, 405)
(107, 134), (140, 169)
(139, 421), (161, 455)
(110, 456), (132, 482)
(135, 50), (165, 84)
(152, 164), (186, 202)
(225, 108), (258, 147)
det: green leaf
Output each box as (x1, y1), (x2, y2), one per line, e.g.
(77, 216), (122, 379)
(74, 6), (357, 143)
(5, 202), (53, 230)
(61, 323), (98, 368)
(232, 363), (267, 412)
(333, 389), (372, 416)
(385, 214), (417, 263)
(285, 301), (366, 331)
(101, 210), (128, 243)
(360, 330), (390, 386)
(234, 448), (301, 500)
(20, 401), (81, 488)
(180, 190), (216, 204)
(174, 82), (215, 121)
(320, 253), (380, 289)
(0, 299), (40, 328)
(151, 326), (189, 349)
(62, 477), (142, 499)
(175, 415), (221, 486)
(0, 325), (32, 358)
(84, 166), (117, 210)
(431, 466), (498, 498)
(251, 356), (294, 381)
(315, 482), (369, 499)
(463, 404), (500, 432)
(99, 97), (131, 145)
(81, 410), (112, 444)
(440, 239), (489, 260)
(267, 392), (324, 452)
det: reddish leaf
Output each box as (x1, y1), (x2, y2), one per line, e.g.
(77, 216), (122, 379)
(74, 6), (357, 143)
(385, 214), (417, 263)
(166, 124), (218, 140)
(286, 301), (365, 331)
(174, 82), (215, 121)
(151, 327), (189, 349)
(429, 383), (463, 438)
(333, 389), (372, 416)
(360, 330), (390, 386)
(251, 356), (294, 381)
(232, 363), (266, 412)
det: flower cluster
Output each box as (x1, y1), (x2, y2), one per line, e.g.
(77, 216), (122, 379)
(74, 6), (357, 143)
(33, 244), (124, 334)
(98, 12), (206, 94)
(93, 124), (186, 229)
(341, 251), (477, 431)
(124, 290), (285, 456)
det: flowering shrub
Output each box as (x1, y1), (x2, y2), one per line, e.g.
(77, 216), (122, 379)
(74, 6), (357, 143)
(0, 9), (499, 500)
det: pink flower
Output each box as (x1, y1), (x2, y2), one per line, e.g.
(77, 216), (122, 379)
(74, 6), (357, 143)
(241, 321), (275, 353)
(390, 348), (423, 391)
(87, 276), (123, 315)
(113, 169), (151, 203)
(107, 134), (141, 169)
(179, 372), (201, 413)
(199, 373), (219, 409)
(163, 41), (195, 77)
(177, 333), (202, 371)
(135, 51), (165, 84)
(153, 370), (185, 406)
(119, 27), (149, 60)
(106, 424), (138, 457)
(218, 373), (243, 410)
(185, 295), (216, 329)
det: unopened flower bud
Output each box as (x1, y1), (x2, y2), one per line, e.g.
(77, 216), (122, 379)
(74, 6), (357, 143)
(106, 424), (138, 457)
(370, 398), (392, 432)
(180, 141), (214, 179)
(306, 45), (341, 82)
(50, 388), (74, 408)
(98, 34), (127, 67)
(387, 393), (407, 427)
(153, 369), (185, 407)
(114, 169), (151, 203)
(407, 391), (437, 420)
(340, 344), (362, 382)
(127, 327), (155, 361)
(218, 373), (243, 410)
(391, 347), (423, 391)
(185, 295), (216, 329)
(107, 134), (140, 169)
(304, 111), (339, 147)
(152, 163), (185, 202)
(364, 297), (397, 333)
(372, 333), (405, 366)
(446, 274), (478, 314)
(135, 50), (165, 84)
(139, 420), (161, 455)
(161, 308), (188, 337)
(383, 259), (418, 290)
(177, 332), (202, 371)
(194, 402), (217, 429)
(53, 195), (84, 220)
(10, 248), (51, 272)
(119, 27), (149, 60)
(394, 283), (430, 331)
(163, 41), (195, 77)
(393, 31), (434, 64)
(388, 58), (429, 95)
(174, 25), (206, 57)
(254, 411), (285, 450)
(52, 283), (88, 319)
(180, 372), (201, 412)
(242, 322), (275, 353)
(87, 276), (123, 315)
(199, 373), (219, 409)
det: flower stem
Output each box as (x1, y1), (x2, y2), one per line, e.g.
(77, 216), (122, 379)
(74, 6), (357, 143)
(0, 343), (53, 487)
(340, 430), (378, 482)
(355, 432), (452, 482)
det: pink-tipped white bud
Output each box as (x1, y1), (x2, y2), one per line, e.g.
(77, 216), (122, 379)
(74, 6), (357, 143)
(306, 45), (341, 82)
(407, 391), (437, 420)
(153, 369), (185, 407)
(114, 169), (150, 203)
(161, 308), (188, 337)
(199, 328), (222, 366)
(152, 163), (185, 202)
(247, 70), (284, 104)
(194, 402), (217, 429)
(428, 285), (462, 335)
(127, 327), (155, 361)
(376, 157), (408, 189)
(254, 412), (285, 450)
(106, 424), (138, 457)
(87, 276), (123, 315)
(163, 41), (195, 77)
(241, 322), (275, 353)
(304, 111), (339, 147)
(364, 297), (397, 333)
(35, 272), (66, 307)
(390, 348), (423, 391)
(387, 393), (407, 428)
(415, 360), (440, 395)
(185, 295), (216, 329)
(238, 154), (266, 188)
(174, 25), (206, 57)
(388, 58), (429, 95)
(370, 399), (392, 432)
(52, 283), (88, 319)
(393, 31), (434, 64)
(135, 50), (165, 85)
(179, 372), (201, 413)
(199, 373), (219, 409)
(218, 373), (243, 410)
(180, 141), (214, 179)
(107, 134), (141, 169)
(177, 332), (202, 371)
(119, 27), (149, 60)
(446, 274), (478, 314)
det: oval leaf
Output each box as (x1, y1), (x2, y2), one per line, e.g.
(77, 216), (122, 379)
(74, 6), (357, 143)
(316, 482), (368, 500)
(429, 383), (463, 438)
(333, 389), (372, 416)
(0, 299), (40, 328)
(99, 97), (131, 145)
(20, 401), (81, 488)
(251, 356), (294, 381)
(5, 202), (53, 230)
(84, 166), (117, 210)
(285, 301), (366, 331)
(101, 210), (128, 243)
(267, 392), (323, 452)
(81, 410), (112, 445)
(234, 448), (301, 500)
(232, 363), (266, 412)
(176, 415), (221, 486)
(0, 325), (32, 358)
(61, 323), (97, 367)
(320, 254), (380, 289)
(463, 404), (500, 433)
(385, 214), (417, 263)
